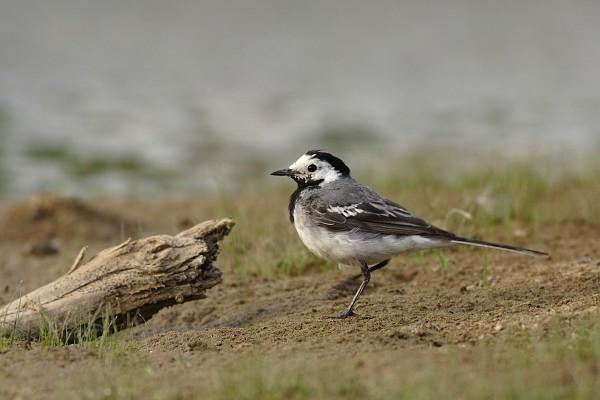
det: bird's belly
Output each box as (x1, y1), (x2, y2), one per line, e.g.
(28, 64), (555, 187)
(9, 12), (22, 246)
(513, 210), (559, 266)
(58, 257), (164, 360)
(293, 213), (338, 261)
(294, 209), (448, 266)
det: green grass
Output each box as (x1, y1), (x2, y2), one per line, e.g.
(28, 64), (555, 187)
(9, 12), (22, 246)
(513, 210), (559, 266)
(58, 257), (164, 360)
(372, 156), (600, 227)
(3, 311), (599, 399)
(1, 307), (138, 359)
(435, 249), (448, 278)
(207, 361), (368, 400)
(0, 291), (23, 353)
(194, 318), (600, 400)
(481, 253), (490, 286)
(26, 143), (173, 181)
(0, 336), (11, 353)
(35, 316), (600, 400)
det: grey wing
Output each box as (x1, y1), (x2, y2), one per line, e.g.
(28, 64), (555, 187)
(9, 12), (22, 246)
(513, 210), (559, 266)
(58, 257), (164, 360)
(309, 197), (455, 237)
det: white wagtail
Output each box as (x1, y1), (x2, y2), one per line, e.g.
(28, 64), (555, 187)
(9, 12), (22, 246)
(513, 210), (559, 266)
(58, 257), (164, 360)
(271, 150), (548, 318)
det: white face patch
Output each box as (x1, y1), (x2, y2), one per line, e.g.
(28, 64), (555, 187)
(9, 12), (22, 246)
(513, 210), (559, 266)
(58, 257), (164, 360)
(289, 153), (342, 184)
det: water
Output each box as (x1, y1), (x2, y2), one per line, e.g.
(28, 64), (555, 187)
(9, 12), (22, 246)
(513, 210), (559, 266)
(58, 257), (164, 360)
(0, 0), (599, 196)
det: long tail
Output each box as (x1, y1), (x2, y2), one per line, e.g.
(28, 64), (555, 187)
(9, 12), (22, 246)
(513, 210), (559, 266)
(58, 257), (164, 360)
(450, 237), (549, 257)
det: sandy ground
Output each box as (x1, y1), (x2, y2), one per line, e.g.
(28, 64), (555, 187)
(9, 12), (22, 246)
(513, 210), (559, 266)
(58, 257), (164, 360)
(0, 195), (599, 398)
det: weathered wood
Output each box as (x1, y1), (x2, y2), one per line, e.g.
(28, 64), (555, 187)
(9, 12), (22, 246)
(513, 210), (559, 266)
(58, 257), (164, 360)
(0, 218), (234, 336)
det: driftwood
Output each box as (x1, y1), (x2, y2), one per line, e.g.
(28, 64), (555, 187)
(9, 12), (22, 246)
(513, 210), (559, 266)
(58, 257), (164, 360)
(0, 218), (234, 336)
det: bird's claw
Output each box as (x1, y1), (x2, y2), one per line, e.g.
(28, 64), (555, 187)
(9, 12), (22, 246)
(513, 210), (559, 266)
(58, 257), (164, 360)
(330, 309), (356, 319)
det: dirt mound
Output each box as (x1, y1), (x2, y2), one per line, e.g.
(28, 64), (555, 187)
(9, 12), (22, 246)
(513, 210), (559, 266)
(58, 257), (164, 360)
(0, 194), (140, 248)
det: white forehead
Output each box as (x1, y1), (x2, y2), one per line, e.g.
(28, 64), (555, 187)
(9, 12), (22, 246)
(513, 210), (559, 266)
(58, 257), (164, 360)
(289, 153), (336, 170)
(289, 154), (315, 169)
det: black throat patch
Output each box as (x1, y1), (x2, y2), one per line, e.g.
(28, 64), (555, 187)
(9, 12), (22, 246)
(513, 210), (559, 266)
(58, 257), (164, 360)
(288, 178), (323, 223)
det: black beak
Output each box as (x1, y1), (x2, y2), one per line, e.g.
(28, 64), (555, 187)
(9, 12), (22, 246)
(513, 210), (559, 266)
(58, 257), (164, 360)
(270, 168), (294, 177)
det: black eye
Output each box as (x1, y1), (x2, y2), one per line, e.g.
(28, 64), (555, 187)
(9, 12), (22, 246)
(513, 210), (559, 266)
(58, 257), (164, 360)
(307, 164), (317, 172)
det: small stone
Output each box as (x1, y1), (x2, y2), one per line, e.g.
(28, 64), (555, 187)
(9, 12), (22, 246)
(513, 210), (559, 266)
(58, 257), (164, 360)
(494, 323), (503, 332)
(26, 238), (61, 256)
(390, 331), (409, 340)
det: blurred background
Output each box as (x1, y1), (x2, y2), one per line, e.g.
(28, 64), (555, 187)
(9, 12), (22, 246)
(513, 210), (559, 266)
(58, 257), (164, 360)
(0, 0), (599, 197)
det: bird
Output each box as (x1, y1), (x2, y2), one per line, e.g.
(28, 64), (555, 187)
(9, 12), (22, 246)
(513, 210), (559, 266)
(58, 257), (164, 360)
(271, 150), (548, 318)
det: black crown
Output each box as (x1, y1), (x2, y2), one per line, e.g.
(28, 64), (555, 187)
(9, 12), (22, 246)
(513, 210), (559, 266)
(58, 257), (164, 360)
(306, 150), (351, 176)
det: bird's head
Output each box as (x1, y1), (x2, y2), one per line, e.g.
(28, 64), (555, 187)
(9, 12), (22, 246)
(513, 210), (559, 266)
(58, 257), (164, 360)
(271, 150), (351, 187)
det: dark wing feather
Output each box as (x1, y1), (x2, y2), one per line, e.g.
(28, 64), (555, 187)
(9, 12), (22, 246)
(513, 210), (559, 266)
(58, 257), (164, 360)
(309, 198), (454, 238)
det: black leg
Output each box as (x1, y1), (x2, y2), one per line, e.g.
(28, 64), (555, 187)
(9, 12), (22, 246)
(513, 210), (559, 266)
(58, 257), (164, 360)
(349, 259), (389, 280)
(334, 262), (371, 318)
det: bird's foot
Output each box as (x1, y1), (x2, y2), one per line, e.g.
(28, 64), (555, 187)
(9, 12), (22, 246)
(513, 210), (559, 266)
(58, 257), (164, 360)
(330, 308), (356, 319)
